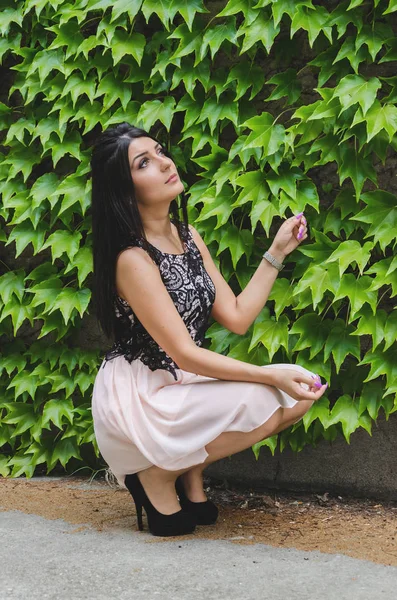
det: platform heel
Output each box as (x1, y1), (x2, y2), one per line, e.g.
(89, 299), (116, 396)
(175, 476), (219, 525)
(124, 473), (197, 537)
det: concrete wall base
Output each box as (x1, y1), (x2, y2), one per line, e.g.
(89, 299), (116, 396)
(206, 413), (397, 502)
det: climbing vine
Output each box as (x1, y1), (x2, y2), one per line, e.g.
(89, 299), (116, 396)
(1, 0), (396, 477)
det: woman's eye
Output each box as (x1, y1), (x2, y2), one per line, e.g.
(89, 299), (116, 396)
(138, 148), (166, 168)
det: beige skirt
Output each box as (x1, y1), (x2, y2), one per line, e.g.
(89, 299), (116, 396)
(92, 356), (315, 487)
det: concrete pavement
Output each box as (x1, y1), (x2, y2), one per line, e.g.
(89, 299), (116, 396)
(1, 509), (396, 600)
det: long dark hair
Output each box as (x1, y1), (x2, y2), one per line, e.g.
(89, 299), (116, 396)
(90, 122), (189, 340)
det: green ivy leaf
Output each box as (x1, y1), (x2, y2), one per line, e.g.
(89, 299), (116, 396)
(169, 23), (202, 61)
(355, 23), (393, 62)
(333, 36), (369, 73)
(26, 49), (64, 85)
(334, 274), (377, 322)
(30, 174), (60, 210)
(59, 72), (98, 109)
(351, 305), (387, 351)
(242, 113), (286, 155)
(329, 394), (360, 443)
(46, 287), (91, 324)
(217, 224), (253, 269)
(0, 299), (34, 337)
(238, 11), (280, 54)
(358, 346), (397, 392)
(249, 313), (289, 360)
(226, 61), (265, 101)
(45, 372), (78, 399)
(324, 318), (361, 373)
(252, 435), (278, 458)
(228, 136), (262, 168)
(290, 314), (332, 360)
(384, 311), (397, 352)
(302, 396), (331, 432)
(63, 246), (93, 287)
(49, 436), (81, 469)
(110, 30), (145, 66)
(137, 97), (176, 130)
(197, 16), (237, 63)
(292, 262), (340, 309)
(42, 398), (75, 430)
(26, 278), (63, 314)
(0, 269), (25, 304)
(383, 0), (397, 14)
(351, 191), (397, 252)
(360, 101), (397, 143)
(7, 454), (35, 478)
(40, 230), (81, 264)
(206, 321), (240, 353)
(365, 258), (397, 297)
(233, 171), (269, 208)
(5, 221), (48, 257)
(325, 1), (362, 39)
(325, 240), (373, 276)
(268, 278), (294, 320)
(110, 0), (143, 22)
(291, 5), (332, 47)
(173, 0), (210, 31)
(265, 68), (301, 105)
(196, 95), (239, 135)
(171, 58), (211, 98)
(2, 403), (37, 434)
(212, 162), (242, 195)
(338, 145), (377, 200)
(194, 185), (232, 228)
(250, 197), (279, 236)
(332, 75), (381, 117)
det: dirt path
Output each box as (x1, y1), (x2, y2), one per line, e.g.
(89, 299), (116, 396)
(1, 477), (396, 566)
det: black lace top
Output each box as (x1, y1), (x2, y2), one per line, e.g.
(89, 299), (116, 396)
(102, 220), (216, 381)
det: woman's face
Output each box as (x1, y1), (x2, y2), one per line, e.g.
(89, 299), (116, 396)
(127, 137), (184, 206)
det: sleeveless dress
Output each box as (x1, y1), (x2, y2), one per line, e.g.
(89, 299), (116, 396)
(91, 219), (316, 488)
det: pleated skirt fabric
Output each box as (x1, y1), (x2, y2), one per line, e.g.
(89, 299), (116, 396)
(92, 356), (316, 488)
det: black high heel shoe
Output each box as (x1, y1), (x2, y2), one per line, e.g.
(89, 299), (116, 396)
(124, 473), (197, 537)
(175, 476), (219, 525)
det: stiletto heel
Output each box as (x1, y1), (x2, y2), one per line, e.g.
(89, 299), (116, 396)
(175, 476), (219, 525)
(135, 500), (143, 531)
(125, 473), (196, 537)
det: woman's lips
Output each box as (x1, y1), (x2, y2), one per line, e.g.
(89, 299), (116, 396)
(166, 173), (178, 183)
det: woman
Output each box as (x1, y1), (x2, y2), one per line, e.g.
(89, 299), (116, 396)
(90, 122), (328, 538)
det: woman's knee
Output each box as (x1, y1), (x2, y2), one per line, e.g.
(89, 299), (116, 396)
(283, 399), (313, 424)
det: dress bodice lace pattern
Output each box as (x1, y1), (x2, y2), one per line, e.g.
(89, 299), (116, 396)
(103, 221), (216, 381)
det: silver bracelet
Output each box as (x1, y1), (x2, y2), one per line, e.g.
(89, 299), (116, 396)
(262, 250), (285, 271)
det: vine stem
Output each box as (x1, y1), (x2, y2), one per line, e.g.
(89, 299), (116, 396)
(345, 300), (350, 326)
(376, 288), (389, 309)
(0, 259), (11, 271)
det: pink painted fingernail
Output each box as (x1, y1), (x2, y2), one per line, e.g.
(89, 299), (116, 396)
(295, 212), (304, 218)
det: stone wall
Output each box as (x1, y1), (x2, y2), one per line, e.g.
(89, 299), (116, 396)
(206, 413), (397, 501)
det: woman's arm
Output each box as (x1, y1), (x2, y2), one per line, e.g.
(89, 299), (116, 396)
(116, 247), (277, 386)
(189, 225), (286, 335)
(115, 247), (325, 400)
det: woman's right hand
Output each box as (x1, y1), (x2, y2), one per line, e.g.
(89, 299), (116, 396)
(267, 368), (328, 402)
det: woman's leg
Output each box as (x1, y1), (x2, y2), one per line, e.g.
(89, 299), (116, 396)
(137, 400), (312, 509)
(181, 400), (313, 501)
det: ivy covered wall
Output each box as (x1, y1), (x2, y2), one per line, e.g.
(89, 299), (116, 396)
(0, 0), (396, 478)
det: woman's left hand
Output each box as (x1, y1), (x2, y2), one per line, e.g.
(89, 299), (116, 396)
(270, 213), (308, 259)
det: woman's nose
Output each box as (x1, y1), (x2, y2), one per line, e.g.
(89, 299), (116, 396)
(160, 156), (173, 170)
